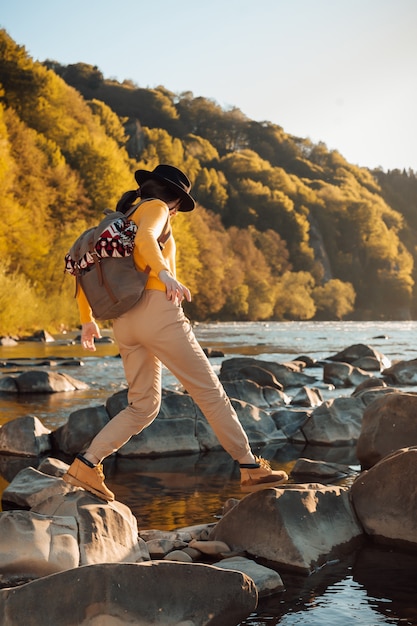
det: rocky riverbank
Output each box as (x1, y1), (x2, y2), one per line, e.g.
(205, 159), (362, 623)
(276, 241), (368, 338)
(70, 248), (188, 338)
(2, 342), (417, 624)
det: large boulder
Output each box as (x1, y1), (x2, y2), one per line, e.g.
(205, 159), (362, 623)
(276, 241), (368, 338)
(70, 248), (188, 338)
(350, 447), (417, 547)
(356, 392), (417, 469)
(0, 561), (258, 626)
(0, 415), (51, 456)
(32, 491), (149, 566)
(118, 417), (201, 456)
(209, 485), (363, 574)
(0, 510), (79, 584)
(291, 396), (365, 446)
(52, 405), (110, 455)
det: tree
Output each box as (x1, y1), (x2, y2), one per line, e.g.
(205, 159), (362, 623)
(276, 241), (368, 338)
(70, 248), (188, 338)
(274, 271), (316, 320)
(313, 279), (356, 320)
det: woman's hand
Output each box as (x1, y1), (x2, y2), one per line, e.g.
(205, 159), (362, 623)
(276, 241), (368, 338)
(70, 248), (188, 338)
(159, 270), (191, 304)
(81, 321), (101, 351)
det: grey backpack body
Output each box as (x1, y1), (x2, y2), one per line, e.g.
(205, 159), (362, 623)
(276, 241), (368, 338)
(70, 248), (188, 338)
(65, 200), (170, 321)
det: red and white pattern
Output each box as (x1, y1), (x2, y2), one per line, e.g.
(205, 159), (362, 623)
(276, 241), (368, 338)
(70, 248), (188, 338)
(65, 218), (138, 276)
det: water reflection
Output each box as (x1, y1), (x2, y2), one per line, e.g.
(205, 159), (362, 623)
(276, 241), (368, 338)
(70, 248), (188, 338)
(103, 450), (294, 530)
(240, 545), (417, 625)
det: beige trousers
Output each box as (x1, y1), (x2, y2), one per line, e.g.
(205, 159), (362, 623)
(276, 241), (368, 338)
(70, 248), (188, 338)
(86, 290), (251, 462)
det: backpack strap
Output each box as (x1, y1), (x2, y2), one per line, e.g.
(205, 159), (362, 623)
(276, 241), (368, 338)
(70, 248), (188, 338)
(127, 198), (172, 272)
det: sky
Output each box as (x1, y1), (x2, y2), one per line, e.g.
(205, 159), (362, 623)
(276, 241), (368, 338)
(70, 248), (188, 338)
(1, 0), (416, 172)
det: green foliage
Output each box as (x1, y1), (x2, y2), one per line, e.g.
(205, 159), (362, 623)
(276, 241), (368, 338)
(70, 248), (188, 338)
(0, 27), (416, 334)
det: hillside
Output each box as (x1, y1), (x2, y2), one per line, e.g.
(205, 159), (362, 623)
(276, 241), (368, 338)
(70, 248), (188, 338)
(1, 29), (417, 333)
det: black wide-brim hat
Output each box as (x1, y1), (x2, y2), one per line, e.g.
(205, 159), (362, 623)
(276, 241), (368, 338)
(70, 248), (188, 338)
(134, 164), (195, 212)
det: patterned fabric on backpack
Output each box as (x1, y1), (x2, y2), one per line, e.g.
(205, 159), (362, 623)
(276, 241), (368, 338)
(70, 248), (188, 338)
(64, 216), (138, 276)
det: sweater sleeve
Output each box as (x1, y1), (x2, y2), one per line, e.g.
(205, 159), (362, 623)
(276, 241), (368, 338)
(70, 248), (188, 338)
(76, 284), (94, 324)
(132, 199), (172, 275)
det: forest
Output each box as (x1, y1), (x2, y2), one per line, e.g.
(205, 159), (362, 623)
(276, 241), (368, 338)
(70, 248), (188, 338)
(1, 29), (417, 334)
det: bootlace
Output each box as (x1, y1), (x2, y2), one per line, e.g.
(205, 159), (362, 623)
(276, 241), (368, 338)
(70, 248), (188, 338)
(255, 456), (271, 470)
(96, 464), (105, 479)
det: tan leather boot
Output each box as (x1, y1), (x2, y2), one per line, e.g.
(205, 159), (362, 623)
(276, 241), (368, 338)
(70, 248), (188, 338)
(63, 455), (115, 502)
(240, 456), (288, 492)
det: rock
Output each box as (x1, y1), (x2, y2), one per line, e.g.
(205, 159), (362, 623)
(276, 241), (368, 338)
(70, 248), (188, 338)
(118, 417), (201, 457)
(209, 486), (363, 574)
(203, 348), (225, 358)
(350, 447), (417, 547)
(0, 336), (18, 346)
(290, 386), (323, 407)
(105, 387), (129, 416)
(219, 363), (284, 391)
(37, 456), (70, 477)
(270, 407), (311, 439)
(0, 510), (79, 584)
(146, 537), (188, 558)
(188, 539), (232, 556)
(290, 457), (356, 481)
(163, 549), (193, 562)
(228, 399), (287, 446)
(0, 415), (51, 456)
(220, 357), (317, 389)
(13, 370), (89, 393)
(23, 330), (55, 343)
(323, 361), (373, 387)
(52, 404), (110, 455)
(157, 390), (200, 420)
(326, 344), (390, 369)
(292, 355), (317, 368)
(351, 377), (387, 394)
(291, 396), (365, 446)
(222, 379), (289, 407)
(2, 466), (73, 510)
(382, 358), (417, 385)
(356, 392), (417, 469)
(351, 386), (398, 406)
(213, 555), (285, 597)
(32, 491), (150, 566)
(0, 376), (18, 392)
(351, 356), (383, 371)
(0, 561), (258, 626)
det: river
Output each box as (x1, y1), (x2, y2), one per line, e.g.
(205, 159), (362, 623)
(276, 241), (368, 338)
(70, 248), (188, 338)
(1, 320), (417, 625)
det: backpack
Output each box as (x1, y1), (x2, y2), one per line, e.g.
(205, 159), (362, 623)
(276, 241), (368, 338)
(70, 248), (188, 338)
(64, 199), (170, 320)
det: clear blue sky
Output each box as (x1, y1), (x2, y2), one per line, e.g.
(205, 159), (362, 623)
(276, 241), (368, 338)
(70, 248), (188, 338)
(1, 0), (416, 172)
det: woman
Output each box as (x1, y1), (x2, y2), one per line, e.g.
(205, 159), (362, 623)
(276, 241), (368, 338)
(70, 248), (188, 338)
(64, 164), (288, 501)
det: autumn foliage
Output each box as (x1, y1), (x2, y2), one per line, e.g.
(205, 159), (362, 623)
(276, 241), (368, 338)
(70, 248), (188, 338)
(0, 29), (416, 333)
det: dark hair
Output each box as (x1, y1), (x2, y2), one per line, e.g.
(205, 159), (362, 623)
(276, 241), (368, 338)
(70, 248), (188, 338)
(139, 179), (181, 205)
(115, 180), (181, 214)
(115, 190), (140, 214)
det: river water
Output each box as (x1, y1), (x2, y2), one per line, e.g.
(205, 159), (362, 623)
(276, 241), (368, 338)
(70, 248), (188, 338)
(1, 320), (417, 625)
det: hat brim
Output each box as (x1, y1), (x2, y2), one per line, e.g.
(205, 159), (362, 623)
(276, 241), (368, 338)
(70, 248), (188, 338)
(135, 170), (195, 212)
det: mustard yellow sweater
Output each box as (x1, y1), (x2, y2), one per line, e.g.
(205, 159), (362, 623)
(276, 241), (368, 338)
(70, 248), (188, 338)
(77, 199), (175, 323)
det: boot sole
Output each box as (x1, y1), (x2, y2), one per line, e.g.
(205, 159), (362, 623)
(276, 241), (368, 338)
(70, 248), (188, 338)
(63, 473), (114, 502)
(241, 477), (288, 493)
